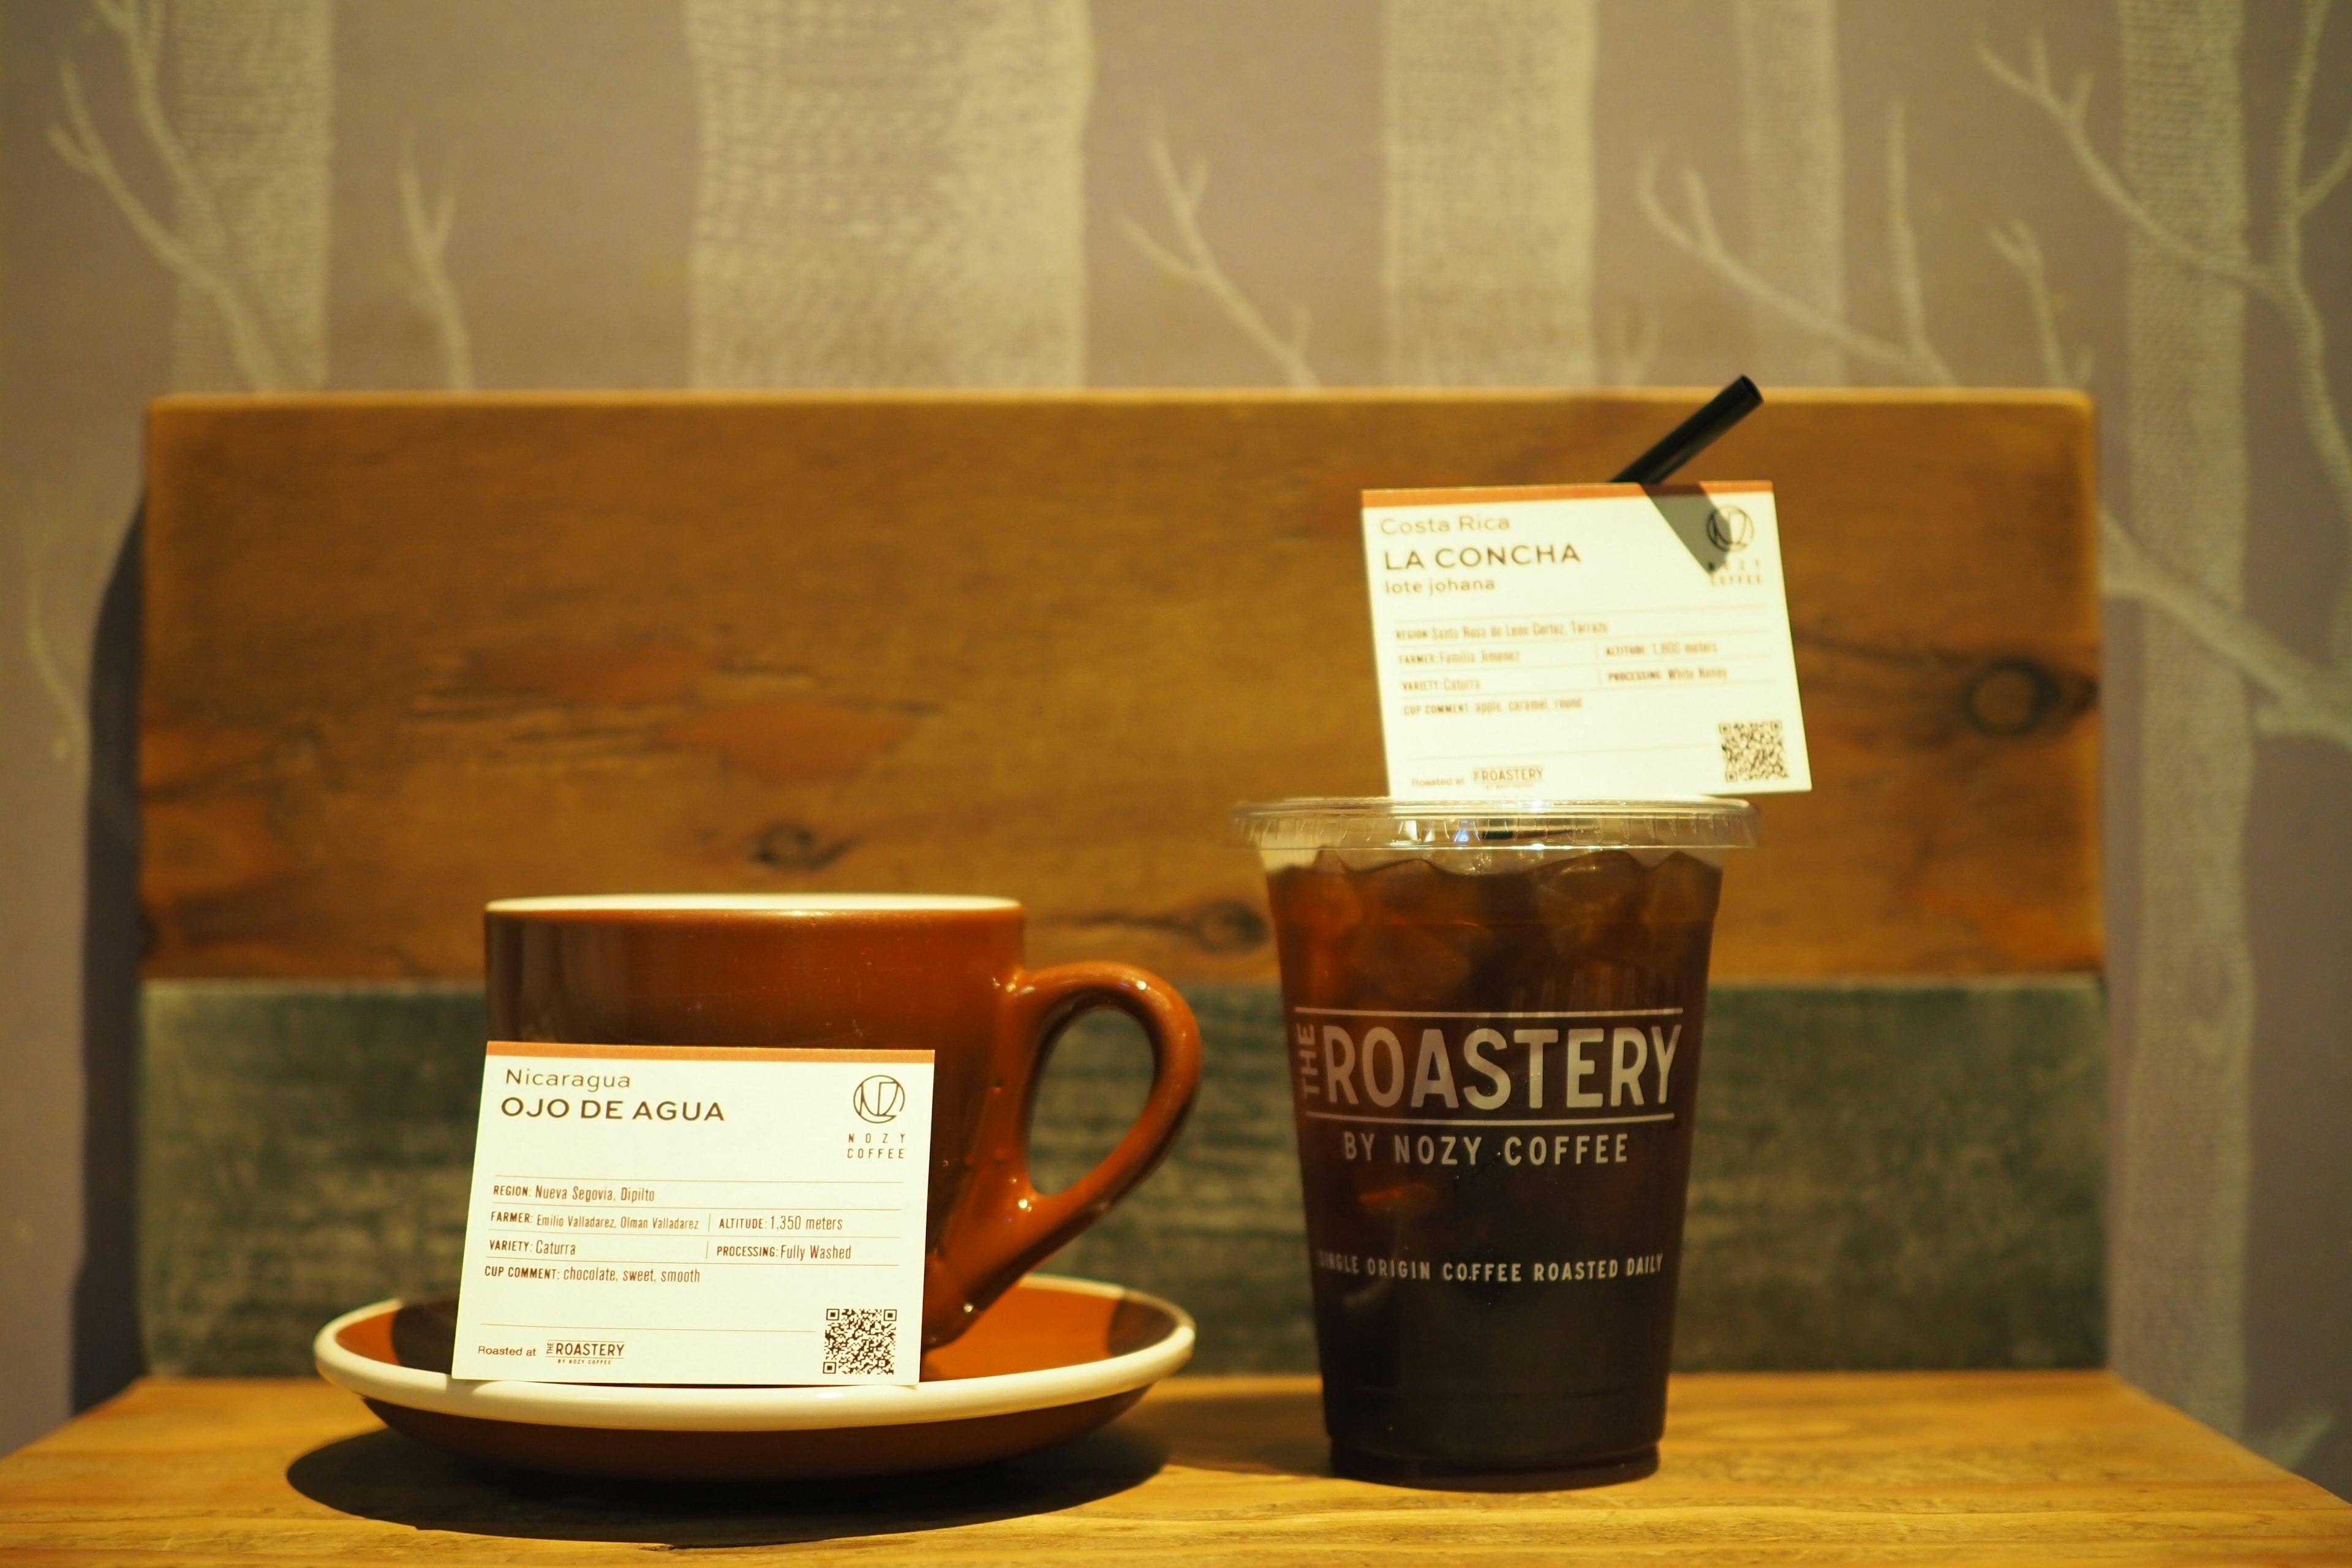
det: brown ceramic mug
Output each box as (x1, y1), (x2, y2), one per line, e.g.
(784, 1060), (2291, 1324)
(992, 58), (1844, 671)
(484, 894), (1203, 1350)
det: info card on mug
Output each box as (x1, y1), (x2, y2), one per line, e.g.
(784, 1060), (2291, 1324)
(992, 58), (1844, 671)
(451, 1043), (933, 1386)
(1361, 482), (1811, 799)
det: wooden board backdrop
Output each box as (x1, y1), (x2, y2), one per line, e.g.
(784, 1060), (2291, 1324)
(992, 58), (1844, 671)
(142, 390), (2098, 981)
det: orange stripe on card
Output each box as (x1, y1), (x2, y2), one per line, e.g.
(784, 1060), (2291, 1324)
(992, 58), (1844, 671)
(1363, 480), (1773, 508)
(486, 1041), (934, 1064)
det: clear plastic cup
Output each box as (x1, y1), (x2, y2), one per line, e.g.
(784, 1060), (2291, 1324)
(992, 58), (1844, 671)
(1231, 797), (1758, 1487)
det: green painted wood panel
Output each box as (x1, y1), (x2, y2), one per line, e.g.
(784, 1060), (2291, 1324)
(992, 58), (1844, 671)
(138, 979), (2101, 1377)
(140, 984), (486, 1379)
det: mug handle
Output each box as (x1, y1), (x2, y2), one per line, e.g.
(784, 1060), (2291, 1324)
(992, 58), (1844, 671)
(923, 962), (1202, 1349)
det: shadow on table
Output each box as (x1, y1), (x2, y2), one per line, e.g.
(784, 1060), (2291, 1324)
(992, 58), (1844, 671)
(1128, 1384), (1332, 1477)
(286, 1422), (1168, 1548)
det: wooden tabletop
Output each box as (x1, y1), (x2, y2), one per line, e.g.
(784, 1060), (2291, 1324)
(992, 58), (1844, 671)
(3, 1373), (2346, 1564)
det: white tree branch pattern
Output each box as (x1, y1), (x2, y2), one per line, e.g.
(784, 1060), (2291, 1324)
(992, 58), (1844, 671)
(22, 505), (91, 787)
(1602, 298), (1660, 386)
(1125, 124), (1657, 392)
(1985, 9), (2352, 666)
(49, 0), (296, 392)
(1118, 121), (1320, 389)
(398, 145), (476, 391)
(1996, 210), (2352, 751)
(1639, 18), (2352, 755)
(1637, 102), (1954, 387)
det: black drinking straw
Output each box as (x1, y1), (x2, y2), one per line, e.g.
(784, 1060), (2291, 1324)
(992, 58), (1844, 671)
(1610, 375), (1763, 484)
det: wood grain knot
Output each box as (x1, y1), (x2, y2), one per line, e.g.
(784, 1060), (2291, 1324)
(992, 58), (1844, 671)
(748, 822), (856, 872)
(1185, 899), (1272, 955)
(1066, 899), (1270, 956)
(1964, 658), (2072, 737)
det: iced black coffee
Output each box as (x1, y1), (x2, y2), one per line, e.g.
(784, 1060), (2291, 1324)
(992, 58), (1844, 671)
(1233, 798), (1757, 1487)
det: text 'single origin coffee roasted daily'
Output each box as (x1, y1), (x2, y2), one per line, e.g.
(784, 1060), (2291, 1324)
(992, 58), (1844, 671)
(1235, 799), (1758, 1486)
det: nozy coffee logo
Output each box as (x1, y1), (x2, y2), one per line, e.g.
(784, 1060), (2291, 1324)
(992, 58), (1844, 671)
(853, 1074), (906, 1124)
(1705, 504), (1753, 552)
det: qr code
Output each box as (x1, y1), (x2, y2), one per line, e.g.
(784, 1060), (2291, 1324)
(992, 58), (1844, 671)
(1719, 720), (1789, 783)
(821, 1306), (900, 1378)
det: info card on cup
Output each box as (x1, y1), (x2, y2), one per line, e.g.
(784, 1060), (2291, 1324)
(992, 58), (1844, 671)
(1361, 481), (1811, 799)
(451, 1043), (933, 1386)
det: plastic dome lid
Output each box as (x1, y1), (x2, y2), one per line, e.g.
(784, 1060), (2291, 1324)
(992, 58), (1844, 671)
(1229, 796), (1759, 853)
